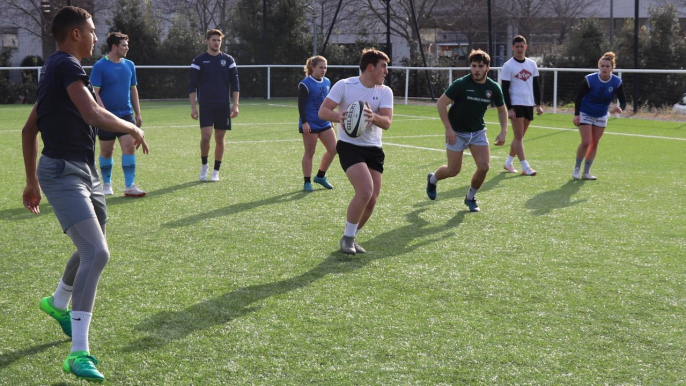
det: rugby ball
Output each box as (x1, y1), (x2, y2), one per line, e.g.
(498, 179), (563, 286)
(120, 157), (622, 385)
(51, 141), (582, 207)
(343, 100), (366, 137)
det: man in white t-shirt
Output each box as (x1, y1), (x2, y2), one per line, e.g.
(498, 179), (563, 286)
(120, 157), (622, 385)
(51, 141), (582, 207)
(319, 48), (393, 255)
(501, 35), (543, 176)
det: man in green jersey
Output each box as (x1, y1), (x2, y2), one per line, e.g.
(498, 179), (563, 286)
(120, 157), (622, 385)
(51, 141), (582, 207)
(425, 49), (508, 212)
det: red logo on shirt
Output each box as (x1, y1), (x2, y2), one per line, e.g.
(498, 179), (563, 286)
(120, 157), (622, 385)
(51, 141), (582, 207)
(514, 69), (532, 81)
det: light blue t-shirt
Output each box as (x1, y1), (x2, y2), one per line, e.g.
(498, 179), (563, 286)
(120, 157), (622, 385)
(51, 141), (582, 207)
(90, 56), (137, 117)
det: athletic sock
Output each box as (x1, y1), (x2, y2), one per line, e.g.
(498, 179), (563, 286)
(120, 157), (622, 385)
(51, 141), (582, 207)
(584, 160), (593, 174)
(575, 158), (583, 169)
(214, 160), (221, 171)
(304, 177), (311, 183)
(52, 280), (73, 310)
(316, 170), (326, 178)
(520, 160), (530, 170)
(201, 156), (208, 165)
(429, 174), (438, 184)
(506, 155), (515, 165)
(466, 186), (479, 200)
(99, 156), (113, 184)
(121, 154), (136, 188)
(70, 311), (92, 353)
(344, 221), (358, 237)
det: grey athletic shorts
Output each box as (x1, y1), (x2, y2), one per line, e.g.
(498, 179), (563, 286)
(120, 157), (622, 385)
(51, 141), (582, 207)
(37, 156), (107, 232)
(446, 129), (489, 152)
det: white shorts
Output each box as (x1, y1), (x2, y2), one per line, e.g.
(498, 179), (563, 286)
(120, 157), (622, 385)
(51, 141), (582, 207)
(579, 112), (609, 128)
(446, 129), (489, 152)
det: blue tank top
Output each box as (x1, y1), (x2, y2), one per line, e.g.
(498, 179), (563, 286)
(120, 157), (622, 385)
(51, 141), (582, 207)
(580, 73), (622, 117)
(298, 75), (331, 131)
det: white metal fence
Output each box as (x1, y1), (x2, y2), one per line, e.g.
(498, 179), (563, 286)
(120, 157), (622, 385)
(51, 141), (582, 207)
(3, 65), (686, 112)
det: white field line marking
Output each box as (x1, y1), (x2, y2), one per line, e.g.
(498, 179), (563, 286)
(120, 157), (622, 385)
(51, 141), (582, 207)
(2, 113), (684, 141)
(485, 121), (686, 141)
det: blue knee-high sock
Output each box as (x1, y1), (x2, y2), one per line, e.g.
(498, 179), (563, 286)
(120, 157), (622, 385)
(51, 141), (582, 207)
(99, 156), (113, 184)
(121, 154), (136, 188)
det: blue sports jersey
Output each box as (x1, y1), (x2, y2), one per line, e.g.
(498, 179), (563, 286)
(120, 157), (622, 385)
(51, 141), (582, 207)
(580, 73), (623, 117)
(189, 52), (240, 107)
(90, 56), (137, 117)
(36, 51), (97, 164)
(298, 75), (331, 131)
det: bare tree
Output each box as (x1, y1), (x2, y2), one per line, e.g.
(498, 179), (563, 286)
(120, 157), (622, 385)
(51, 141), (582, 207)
(156, 0), (236, 38)
(310, 0), (361, 52)
(544, 0), (601, 44)
(497, 0), (547, 43)
(434, 0), (490, 50)
(0, 0), (119, 59)
(359, 0), (442, 61)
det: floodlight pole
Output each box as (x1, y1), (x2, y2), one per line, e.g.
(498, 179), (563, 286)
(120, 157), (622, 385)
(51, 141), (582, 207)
(321, 0), (344, 56)
(312, 5), (317, 55)
(633, 0), (639, 112)
(487, 0), (493, 55)
(386, 0), (392, 87)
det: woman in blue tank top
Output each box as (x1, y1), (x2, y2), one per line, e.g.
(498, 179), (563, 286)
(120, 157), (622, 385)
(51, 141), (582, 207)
(298, 56), (337, 191)
(572, 52), (626, 180)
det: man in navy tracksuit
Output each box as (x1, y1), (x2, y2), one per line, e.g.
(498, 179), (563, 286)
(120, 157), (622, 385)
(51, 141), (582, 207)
(189, 29), (240, 182)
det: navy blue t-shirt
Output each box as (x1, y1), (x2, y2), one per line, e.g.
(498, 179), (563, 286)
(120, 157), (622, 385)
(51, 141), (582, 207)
(189, 52), (240, 107)
(36, 51), (97, 164)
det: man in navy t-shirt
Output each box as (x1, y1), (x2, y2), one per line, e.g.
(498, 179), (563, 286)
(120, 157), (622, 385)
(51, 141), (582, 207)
(189, 29), (240, 182)
(21, 6), (148, 383)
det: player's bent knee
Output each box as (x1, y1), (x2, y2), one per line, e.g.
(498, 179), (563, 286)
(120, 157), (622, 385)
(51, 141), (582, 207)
(92, 245), (110, 272)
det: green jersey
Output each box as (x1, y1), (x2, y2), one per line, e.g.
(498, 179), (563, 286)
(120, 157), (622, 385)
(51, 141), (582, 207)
(444, 74), (504, 133)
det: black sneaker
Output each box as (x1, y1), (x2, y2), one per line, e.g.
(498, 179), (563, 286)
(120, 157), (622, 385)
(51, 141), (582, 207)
(339, 236), (356, 255)
(426, 173), (437, 200)
(353, 240), (366, 253)
(464, 197), (480, 212)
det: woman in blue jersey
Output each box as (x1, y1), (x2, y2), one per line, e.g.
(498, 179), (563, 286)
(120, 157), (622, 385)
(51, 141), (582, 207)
(298, 56), (337, 191)
(572, 51), (626, 180)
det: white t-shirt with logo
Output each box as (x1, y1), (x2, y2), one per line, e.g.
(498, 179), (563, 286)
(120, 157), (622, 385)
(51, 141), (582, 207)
(326, 76), (393, 148)
(501, 57), (539, 106)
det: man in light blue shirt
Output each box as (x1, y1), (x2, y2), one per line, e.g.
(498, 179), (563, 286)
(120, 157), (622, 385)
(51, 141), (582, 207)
(91, 32), (146, 197)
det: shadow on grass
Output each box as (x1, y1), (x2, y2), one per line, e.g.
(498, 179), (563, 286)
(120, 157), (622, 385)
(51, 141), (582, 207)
(104, 181), (202, 207)
(525, 179), (587, 215)
(0, 339), (67, 369)
(0, 205), (54, 221)
(522, 127), (570, 143)
(122, 206), (466, 352)
(433, 170), (506, 205)
(0, 181), (201, 220)
(162, 190), (308, 228)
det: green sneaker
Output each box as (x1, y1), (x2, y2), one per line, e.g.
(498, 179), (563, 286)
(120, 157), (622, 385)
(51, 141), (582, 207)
(40, 296), (71, 337)
(63, 351), (105, 382)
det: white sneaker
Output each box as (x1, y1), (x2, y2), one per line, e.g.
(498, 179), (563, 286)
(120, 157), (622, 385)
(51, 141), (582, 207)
(103, 183), (114, 196)
(582, 172), (597, 180)
(572, 167), (581, 180)
(503, 163), (517, 173)
(521, 167), (537, 176)
(124, 183), (146, 197)
(199, 164), (209, 181)
(210, 170), (220, 182)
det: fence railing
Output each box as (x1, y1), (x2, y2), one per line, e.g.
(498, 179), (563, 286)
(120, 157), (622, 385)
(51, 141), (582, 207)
(3, 65), (686, 112)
